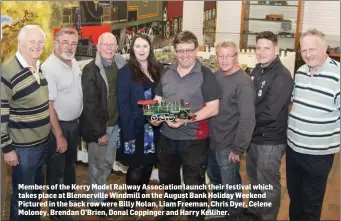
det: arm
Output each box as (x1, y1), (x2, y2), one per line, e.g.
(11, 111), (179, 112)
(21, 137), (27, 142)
(1, 76), (18, 166)
(82, 66), (107, 139)
(193, 67), (221, 121)
(49, 101), (67, 153)
(166, 67), (221, 128)
(192, 99), (219, 122)
(116, 67), (135, 142)
(1, 77), (13, 153)
(42, 66), (67, 153)
(257, 74), (294, 127)
(232, 84), (256, 156)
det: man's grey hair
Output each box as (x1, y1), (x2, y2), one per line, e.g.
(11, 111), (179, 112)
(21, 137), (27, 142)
(300, 29), (327, 45)
(18, 25), (46, 44)
(54, 28), (78, 42)
(98, 32), (117, 45)
(215, 40), (239, 54)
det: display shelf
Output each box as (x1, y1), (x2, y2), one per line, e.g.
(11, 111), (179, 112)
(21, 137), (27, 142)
(250, 3), (298, 7)
(240, 0), (303, 52)
(246, 18), (292, 22)
(245, 33), (295, 38)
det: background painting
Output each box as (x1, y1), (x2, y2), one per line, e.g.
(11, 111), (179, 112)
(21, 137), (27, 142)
(1, 1), (185, 62)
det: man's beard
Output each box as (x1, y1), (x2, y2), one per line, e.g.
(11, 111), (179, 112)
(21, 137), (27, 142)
(60, 52), (75, 60)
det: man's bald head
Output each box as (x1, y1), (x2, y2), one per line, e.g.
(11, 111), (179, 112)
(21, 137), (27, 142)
(98, 32), (117, 45)
(97, 32), (118, 61)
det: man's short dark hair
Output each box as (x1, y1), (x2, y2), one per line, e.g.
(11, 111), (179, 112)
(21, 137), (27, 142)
(256, 31), (278, 45)
(173, 31), (199, 49)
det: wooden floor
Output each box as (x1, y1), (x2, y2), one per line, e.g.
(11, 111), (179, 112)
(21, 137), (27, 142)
(2, 153), (340, 221)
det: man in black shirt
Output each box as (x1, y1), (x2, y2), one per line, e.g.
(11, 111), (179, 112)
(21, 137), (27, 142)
(244, 31), (294, 220)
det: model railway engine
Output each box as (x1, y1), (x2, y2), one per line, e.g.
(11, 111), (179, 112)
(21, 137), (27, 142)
(59, 1), (185, 57)
(138, 99), (193, 121)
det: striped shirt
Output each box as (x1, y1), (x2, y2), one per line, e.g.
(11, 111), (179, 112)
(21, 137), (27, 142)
(1, 53), (50, 153)
(287, 56), (340, 155)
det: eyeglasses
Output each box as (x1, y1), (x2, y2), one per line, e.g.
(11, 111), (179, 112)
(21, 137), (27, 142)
(217, 53), (237, 60)
(175, 48), (196, 55)
(57, 40), (77, 47)
(100, 43), (117, 48)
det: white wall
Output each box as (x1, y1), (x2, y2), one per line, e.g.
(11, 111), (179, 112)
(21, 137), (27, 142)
(214, 1), (340, 49)
(182, 1), (204, 45)
(302, 1), (340, 46)
(215, 1), (242, 46)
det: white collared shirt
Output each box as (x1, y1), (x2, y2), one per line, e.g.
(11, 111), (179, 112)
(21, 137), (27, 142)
(41, 53), (83, 121)
(15, 51), (42, 84)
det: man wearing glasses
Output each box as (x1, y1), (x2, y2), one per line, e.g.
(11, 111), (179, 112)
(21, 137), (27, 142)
(80, 32), (125, 214)
(41, 27), (83, 221)
(151, 31), (220, 221)
(207, 40), (256, 220)
(243, 31), (294, 221)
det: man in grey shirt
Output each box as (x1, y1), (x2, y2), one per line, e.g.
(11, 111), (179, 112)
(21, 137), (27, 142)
(208, 40), (256, 220)
(42, 28), (83, 221)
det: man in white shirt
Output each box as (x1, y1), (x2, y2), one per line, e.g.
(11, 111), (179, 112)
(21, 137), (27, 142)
(42, 28), (83, 221)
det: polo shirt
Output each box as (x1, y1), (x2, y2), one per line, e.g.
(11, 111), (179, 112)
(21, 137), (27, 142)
(1, 53), (50, 153)
(155, 61), (221, 140)
(41, 53), (83, 121)
(287, 56), (340, 155)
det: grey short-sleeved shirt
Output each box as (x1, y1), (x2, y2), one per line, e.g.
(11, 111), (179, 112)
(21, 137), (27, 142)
(41, 53), (83, 121)
(155, 61), (221, 140)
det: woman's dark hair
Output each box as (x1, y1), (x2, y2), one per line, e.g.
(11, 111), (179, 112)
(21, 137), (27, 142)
(128, 33), (162, 83)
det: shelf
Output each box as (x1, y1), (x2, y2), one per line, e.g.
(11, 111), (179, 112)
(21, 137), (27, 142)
(245, 33), (295, 38)
(246, 18), (293, 22)
(250, 3), (298, 7)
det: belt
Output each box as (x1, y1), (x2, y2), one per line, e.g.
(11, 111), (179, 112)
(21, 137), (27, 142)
(59, 119), (79, 123)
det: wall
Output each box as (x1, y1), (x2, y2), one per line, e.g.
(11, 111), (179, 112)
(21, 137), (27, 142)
(214, 1), (340, 49)
(302, 1), (340, 46)
(215, 1), (242, 46)
(182, 1), (204, 45)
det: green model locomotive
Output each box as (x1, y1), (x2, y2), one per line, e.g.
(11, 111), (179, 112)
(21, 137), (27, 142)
(137, 99), (193, 121)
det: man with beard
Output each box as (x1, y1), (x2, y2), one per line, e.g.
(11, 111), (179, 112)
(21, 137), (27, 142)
(41, 28), (83, 221)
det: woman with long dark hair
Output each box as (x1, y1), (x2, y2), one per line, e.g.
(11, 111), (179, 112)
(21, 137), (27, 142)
(116, 33), (163, 211)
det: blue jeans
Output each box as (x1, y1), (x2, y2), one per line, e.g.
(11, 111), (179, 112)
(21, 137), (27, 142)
(207, 147), (243, 217)
(10, 142), (48, 221)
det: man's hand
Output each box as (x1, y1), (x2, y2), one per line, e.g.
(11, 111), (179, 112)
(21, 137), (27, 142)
(56, 135), (68, 154)
(98, 135), (108, 146)
(166, 119), (188, 128)
(4, 150), (19, 167)
(228, 152), (240, 163)
(149, 119), (163, 127)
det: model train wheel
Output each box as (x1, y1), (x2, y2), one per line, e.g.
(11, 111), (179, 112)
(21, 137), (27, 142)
(164, 21), (170, 38)
(173, 18), (179, 35)
(151, 115), (158, 121)
(179, 113), (185, 119)
(163, 7), (168, 22)
(179, 17), (183, 32)
(147, 27), (155, 42)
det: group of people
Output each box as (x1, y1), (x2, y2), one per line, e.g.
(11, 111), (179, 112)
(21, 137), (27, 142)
(0, 24), (339, 221)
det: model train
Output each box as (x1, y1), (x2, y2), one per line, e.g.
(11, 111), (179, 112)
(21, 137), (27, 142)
(137, 99), (193, 121)
(57, 1), (216, 57)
